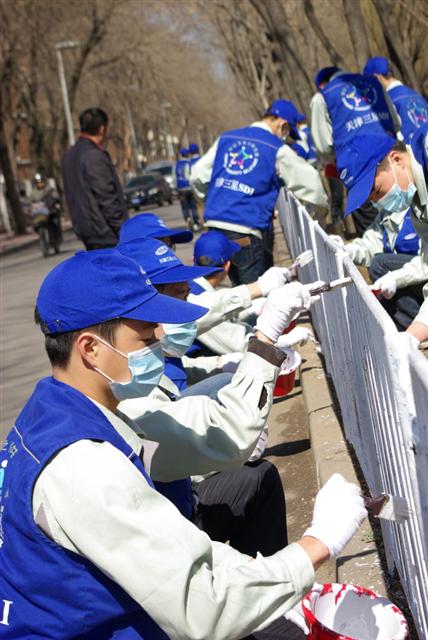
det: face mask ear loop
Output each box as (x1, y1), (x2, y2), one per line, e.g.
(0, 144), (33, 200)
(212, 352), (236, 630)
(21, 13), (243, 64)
(388, 155), (399, 187)
(93, 366), (115, 383)
(88, 334), (128, 383)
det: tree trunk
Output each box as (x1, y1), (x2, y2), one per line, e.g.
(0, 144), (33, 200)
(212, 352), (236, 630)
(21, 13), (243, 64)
(372, 0), (422, 93)
(0, 116), (27, 235)
(303, 0), (347, 68)
(342, 0), (371, 70)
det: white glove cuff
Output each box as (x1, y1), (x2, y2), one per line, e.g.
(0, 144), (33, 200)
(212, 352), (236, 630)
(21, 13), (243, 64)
(303, 526), (334, 558)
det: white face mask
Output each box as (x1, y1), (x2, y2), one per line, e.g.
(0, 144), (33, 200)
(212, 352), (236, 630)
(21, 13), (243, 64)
(159, 321), (197, 358)
(373, 158), (416, 214)
(92, 336), (165, 401)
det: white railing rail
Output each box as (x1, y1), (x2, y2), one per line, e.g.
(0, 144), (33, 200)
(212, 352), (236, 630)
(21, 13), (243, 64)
(278, 189), (428, 638)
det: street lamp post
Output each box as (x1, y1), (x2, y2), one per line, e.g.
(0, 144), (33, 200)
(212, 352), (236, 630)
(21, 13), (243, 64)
(55, 41), (79, 147)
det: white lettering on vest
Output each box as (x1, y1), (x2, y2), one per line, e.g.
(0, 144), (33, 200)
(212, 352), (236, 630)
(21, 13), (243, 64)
(0, 600), (13, 626)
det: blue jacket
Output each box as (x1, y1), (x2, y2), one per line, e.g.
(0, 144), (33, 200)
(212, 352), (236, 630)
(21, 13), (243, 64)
(204, 126), (283, 231)
(175, 159), (190, 190)
(411, 123), (428, 182)
(322, 73), (396, 165)
(388, 84), (428, 144)
(0, 377), (170, 639)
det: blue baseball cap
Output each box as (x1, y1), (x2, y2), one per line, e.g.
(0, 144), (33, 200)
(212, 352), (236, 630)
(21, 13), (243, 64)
(363, 57), (390, 76)
(189, 143), (199, 154)
(179, 147), (189, 156)
(265, 99), (300, 140)
(194, 230), (241, 266)
(118, 236), (221, 284)
(296, 113), (307, 123)
(314, 66), (340, 89)
(36, 249), (208, 335)
(338, 134), (396, 215)
(120, 213), (193, 244)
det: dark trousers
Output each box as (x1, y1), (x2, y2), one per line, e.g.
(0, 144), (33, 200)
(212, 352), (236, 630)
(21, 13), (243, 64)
(369, 253), (425, 330)
(179, 190), (198, 224)
(327, 176), (344, 224)
(215, 228), (266, 285)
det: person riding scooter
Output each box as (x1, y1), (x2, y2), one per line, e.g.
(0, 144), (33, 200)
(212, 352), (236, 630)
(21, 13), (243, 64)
(30, 173), (62, 256)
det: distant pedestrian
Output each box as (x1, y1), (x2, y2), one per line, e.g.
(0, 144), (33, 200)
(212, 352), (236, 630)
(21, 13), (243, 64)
(61, 107), (128, 250)
(175, 147), (200, 231)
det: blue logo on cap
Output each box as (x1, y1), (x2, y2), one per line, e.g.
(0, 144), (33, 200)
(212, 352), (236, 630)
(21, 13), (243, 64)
(224, 141), (259, 176)
(341, 80), (378, 112)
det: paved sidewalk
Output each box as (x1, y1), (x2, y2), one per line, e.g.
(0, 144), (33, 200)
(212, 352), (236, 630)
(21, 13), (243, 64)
(0, 221), (73, 257)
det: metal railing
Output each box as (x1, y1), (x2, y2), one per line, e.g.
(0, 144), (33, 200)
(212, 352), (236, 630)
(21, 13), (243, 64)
(278, 189), (428, 638)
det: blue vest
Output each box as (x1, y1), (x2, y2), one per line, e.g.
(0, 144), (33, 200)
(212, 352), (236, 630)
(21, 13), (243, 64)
(382, 209), (420, 255)
(164, 356), (188, 392)
(0, 377), (169, 639)
(301, 126), (317, 163)
(289, 142), (308, 161)
(190, 155), (201, 166)
(411, 124), (428, 182)
(175, 159), (190, 189)
(322, 73), (396, 165)
(388, 84), (428, 144)
(204, 126), (283, 231)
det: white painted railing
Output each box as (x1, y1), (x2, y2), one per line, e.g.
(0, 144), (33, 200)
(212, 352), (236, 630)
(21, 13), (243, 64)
(278, 189), (428, 638)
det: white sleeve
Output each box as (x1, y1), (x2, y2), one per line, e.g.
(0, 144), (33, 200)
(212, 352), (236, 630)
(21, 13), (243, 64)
(310, 92), (335, 162)
(188, 285), (253, 335)
(122, 351), (279, 481)
(189, 140), (219, 199)
(348, 216), (385, 266)
(34, 440), (314, 640)
(195, 320), (252, 355)
(276, 145), (329, 210)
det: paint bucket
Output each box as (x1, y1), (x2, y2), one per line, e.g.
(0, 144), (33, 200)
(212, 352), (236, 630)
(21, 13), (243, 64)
(273, 348), (301, 398)
(302, 583), (408, 640)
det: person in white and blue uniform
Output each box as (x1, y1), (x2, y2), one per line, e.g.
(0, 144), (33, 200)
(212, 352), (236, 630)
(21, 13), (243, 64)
(363, 56), (428, 144)
(175, 147), (200, 230)
(311, 65), (400, 235)
(119, 211), (193, 249)
(338, 124), (428, 337)
(289, 113), (317, 166)
(190, 99), (328, 285)
(188, 142), (201, 166)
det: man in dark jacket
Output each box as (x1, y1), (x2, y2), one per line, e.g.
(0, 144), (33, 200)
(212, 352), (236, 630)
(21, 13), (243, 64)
(61, 107), (128, 250)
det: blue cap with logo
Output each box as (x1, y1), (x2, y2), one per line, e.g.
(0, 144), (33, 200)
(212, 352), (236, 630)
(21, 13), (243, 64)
(265, 99), (301, 140)
(338, 134), (396, 215)
(194, 230), (241, 266)
(120, 213), (193, 244)
(36, 249), (208, 335)
(314, 66), (340, 89)
(189, 143), (199, 154)
(118, 236), (221, 284)
(363, 57), (390, 76)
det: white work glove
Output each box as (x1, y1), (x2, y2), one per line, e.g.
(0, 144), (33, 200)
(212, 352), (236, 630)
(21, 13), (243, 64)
(250, 297), (266, 316)
(373, 272), (397, 299)
(255, 283), (311, 343)
(303, 473), (367, 558)
(257, 266), (292, 296)
(276, 326), (314, 349)
(345, 243), (356, 260)
(219, 352), (243, 373)
(329, 234), (345, 249)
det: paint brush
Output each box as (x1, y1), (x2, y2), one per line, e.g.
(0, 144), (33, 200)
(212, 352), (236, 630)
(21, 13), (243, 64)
(363, 494), (411, 523)
(289, 250), (313, 270)
(308, 277), (353, 296)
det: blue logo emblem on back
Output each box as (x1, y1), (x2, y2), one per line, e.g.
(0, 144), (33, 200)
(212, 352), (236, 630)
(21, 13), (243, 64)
(341, 80), (378, 111)
(407, 98), (428, 128)
(224, 141), (259, 175)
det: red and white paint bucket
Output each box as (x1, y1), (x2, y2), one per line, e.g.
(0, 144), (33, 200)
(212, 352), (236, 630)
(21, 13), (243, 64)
(273, 348), (301, 398)
(302, 583), (408, 639)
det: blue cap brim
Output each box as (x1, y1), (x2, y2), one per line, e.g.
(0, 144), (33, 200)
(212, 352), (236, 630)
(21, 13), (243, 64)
(150, 264), (221, 284)
(344, 164), (377, 215)
(155, 228), (193, 244)
(122, 290), (208, 324)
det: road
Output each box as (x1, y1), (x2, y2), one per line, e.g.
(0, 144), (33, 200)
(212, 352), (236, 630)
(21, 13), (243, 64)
(0, 203), (191, 441)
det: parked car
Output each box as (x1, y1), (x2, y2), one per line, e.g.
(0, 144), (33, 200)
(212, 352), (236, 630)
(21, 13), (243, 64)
(145, 161), (176, 193)
(124, 172), (173, 210)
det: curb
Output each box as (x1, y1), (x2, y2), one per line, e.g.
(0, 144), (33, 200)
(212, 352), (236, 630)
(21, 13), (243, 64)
(0, 223), (73, 257)
(298, 329), (388, 595)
